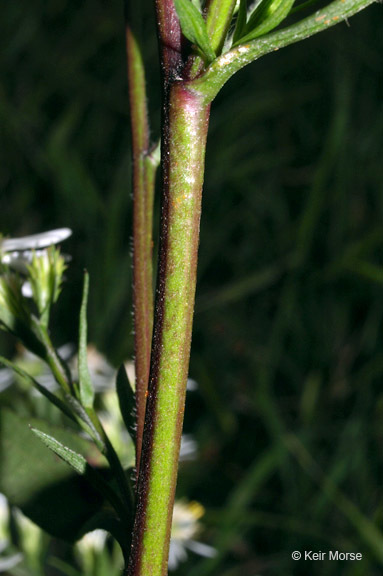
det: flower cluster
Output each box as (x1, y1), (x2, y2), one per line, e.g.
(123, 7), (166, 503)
(0, 228), (72, 332)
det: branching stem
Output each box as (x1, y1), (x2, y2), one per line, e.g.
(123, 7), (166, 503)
(126, 5), (156, 472)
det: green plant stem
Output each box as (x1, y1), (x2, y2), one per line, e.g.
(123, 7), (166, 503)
(31, 319), (134, 531)
(126, 8), (155, 472)
(127, 82), (211, 576)
(33, 320), (73, 395)
(189, 0), (377, 103)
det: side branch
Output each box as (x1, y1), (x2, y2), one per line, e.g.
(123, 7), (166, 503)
(126, 12), (154, 473)
(189, 0), (377, 103)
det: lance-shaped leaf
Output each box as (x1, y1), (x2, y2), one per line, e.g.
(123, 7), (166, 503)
(233, 0), (249, 43)
(31, 428), (88, 474)
(0, 355), (76, 422)
(190, 0), (375, 103)
(30, 427), (126, 516)
(174, 0), (216, 62)
(78, 271), (94, 409)
(116, 364), (136, 446)
(0, 409), (107, 541)
(239, 0), (296, 42)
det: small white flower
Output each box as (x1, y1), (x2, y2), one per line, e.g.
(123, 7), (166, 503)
(179, 434), (198, 461)
(1, 228), (72, 274)
(0, 367), (13, 393)
(169, 500), (216, 571)
(0, 552), (23, 572)
(77, 529), (108, 554)
(76, 530), (112, 576)
(0, 494), (23, 574)
(0, 494), (9, 545)
(13, 508), (42, 565)
(0, 228), (72, 309)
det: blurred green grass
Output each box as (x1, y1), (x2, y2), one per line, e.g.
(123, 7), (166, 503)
(1, 0), (383, 574)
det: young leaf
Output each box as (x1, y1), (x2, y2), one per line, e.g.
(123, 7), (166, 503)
(174, 0), (216, 62)
(0, 355), (76, 422)
(239, 0), (295, 42)
(116, 364), (136, 446)
(31, 428), (88, 475)
(233, 0), (248, 43)
(78, 271), (94, 409)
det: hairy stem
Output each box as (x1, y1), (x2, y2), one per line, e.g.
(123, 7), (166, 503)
(127, 82), (211, 576)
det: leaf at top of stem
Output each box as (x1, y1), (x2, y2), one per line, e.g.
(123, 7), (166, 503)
(233, 0), (249, 43)
(174, 0), (217, 62)
(189, 0), (376, 104)
(116, 364), (137, 447)
(78, 271), (94, 409)
(235, 0), (295, 43)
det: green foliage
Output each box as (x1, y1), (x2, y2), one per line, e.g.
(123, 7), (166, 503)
(31, 427), (89, 474)
(174, 0), (216, 62)
(232, 0), (248, 43)
(78, 272), (95, 409)
(116, 364), (136, 447)
(0, 409), (106, 542)
(0, 355), (76, 421)
(239, 0), (296, 42)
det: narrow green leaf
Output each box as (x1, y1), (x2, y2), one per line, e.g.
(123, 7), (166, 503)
(240, 0), (296, 42)
(116, 364), (136, 446)
(31, 428), (87, 475)
(0, 409), (106, 542)
(246, 0), (280, 30)
(78, 271), (94, 409)
(344, 260), (383, 285)
(191, 0), (375, 103)
(290, 0), (320, 15)
(31, 426), (131, 536)
(0, 355), (76, 422)
(174, 0), (216, 62)
(233, 0), (248, 43)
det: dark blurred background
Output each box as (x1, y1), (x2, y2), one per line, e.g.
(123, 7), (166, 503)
(1, 1), (383, 574)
